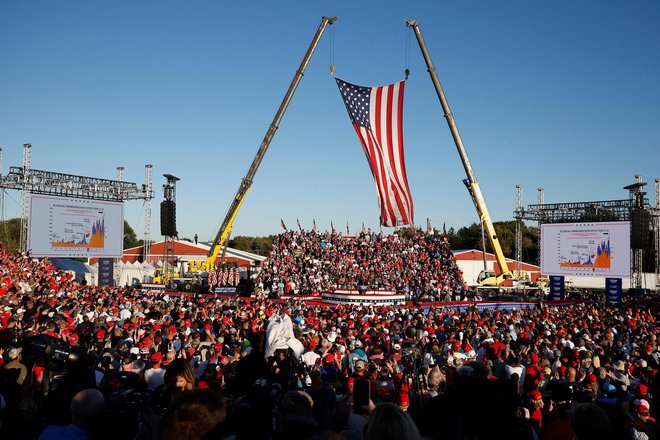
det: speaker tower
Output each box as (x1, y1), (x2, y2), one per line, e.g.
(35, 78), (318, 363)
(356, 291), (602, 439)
(160, 200), (177, 237)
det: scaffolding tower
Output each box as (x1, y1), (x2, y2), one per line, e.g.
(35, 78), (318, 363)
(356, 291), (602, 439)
(144, 165), (153, 263)
(515, 185), (523, 275)
(627, 175), (645, 290)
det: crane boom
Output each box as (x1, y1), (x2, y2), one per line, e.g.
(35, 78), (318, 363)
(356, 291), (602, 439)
(204, 16), (337, 271)
(405, 19), (511, 280)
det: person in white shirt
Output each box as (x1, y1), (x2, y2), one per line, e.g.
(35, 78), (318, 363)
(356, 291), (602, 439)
(504, 357), (526, 394)
(144, 352), (166, 391)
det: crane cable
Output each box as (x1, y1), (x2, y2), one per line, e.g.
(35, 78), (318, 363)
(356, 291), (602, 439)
(405, 24), (411, 80)
(329, 22), (335, 76)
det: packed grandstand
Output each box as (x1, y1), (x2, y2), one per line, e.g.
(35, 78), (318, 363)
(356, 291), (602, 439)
(256, 230), (467, 300)
(0, 243), (657, 440)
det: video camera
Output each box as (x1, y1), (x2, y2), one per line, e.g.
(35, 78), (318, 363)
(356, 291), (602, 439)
(400, 343), (422, 370)
(400, 326), (423, 369)
(23, 334), (85, 369)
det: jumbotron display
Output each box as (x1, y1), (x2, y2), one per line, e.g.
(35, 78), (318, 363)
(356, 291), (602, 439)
(541, 221), (631, 277)
(28, 194), (124, 258)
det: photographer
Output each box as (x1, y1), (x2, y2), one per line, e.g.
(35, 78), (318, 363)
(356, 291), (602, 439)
(374, 362), (395, 402)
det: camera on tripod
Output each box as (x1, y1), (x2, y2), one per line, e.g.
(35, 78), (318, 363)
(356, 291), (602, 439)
(400, 344), (421, 369)
(400, 325), (423, 369)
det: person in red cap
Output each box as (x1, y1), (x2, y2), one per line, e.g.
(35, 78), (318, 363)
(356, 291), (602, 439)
(144, 352), (166, 391)
(583, 373), (599, 400)
(629, 399), (655, 439)
(636, 383), (649, 399)
(68, 333), (79, 345)
(524, 353), (543, 394)
(321, 352), (341, 385)
(527, 390), (544, 432)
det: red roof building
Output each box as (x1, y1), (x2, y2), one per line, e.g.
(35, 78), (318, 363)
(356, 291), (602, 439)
(91, 239), (265, 272)
(452, 249), (541, 286)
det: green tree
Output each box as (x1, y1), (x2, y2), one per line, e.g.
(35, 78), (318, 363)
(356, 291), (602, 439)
(0, 218), (21, 252)
(124, 221), (142, 249)
(449, 223), (483, 251)
(396, 226), (423, 238)
(229, 235), (276, 256)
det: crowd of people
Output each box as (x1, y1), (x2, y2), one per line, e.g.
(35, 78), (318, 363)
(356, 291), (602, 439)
(0, 244), (658, 439)
(256, 230), (467, 300)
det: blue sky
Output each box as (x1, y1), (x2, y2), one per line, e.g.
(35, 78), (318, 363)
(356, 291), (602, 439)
(1, 1), (658, 242)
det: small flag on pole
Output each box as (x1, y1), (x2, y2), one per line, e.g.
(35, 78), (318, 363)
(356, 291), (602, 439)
(346, 221), (350, 235)
(331, 220), (335, 234)
(427, 218), (433, 235)
(297, 218), (302, 232)
(313, 219), (317, 232)
(281, 219), (287, 231)
(362, 222), (366, 234)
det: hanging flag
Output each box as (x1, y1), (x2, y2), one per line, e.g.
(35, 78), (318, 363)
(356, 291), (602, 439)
(313, 219), (317, 232)
(331, 220), (335, 234)
(346, 221), (350, 235)
(297, 218), (302, 232)
(281, 219), (287, 231)
(427, 218), (433, 235)
(362, 222), (366, 234)
(335, 77), (414, 227)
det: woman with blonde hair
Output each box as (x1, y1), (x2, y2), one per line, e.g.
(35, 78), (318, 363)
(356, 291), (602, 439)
(164, 358), (196, 393)
(154, 358), (197, 412)
(424, 365), (446, 401)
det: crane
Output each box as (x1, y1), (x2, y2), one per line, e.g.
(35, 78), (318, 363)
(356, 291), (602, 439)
(405, 19), (515, 287)
(201, 16), (336, 275)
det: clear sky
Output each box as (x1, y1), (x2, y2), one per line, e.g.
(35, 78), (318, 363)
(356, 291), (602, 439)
(1, 1), (658, 243)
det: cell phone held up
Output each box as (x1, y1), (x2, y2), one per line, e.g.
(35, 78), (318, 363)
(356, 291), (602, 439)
(353, 379), (370, 411)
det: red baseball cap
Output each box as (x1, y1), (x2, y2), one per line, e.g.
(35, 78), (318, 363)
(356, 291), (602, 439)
(638, 384), (648, 396)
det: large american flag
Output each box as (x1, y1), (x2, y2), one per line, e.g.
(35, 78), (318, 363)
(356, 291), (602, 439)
(335, 77), (414, 227)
